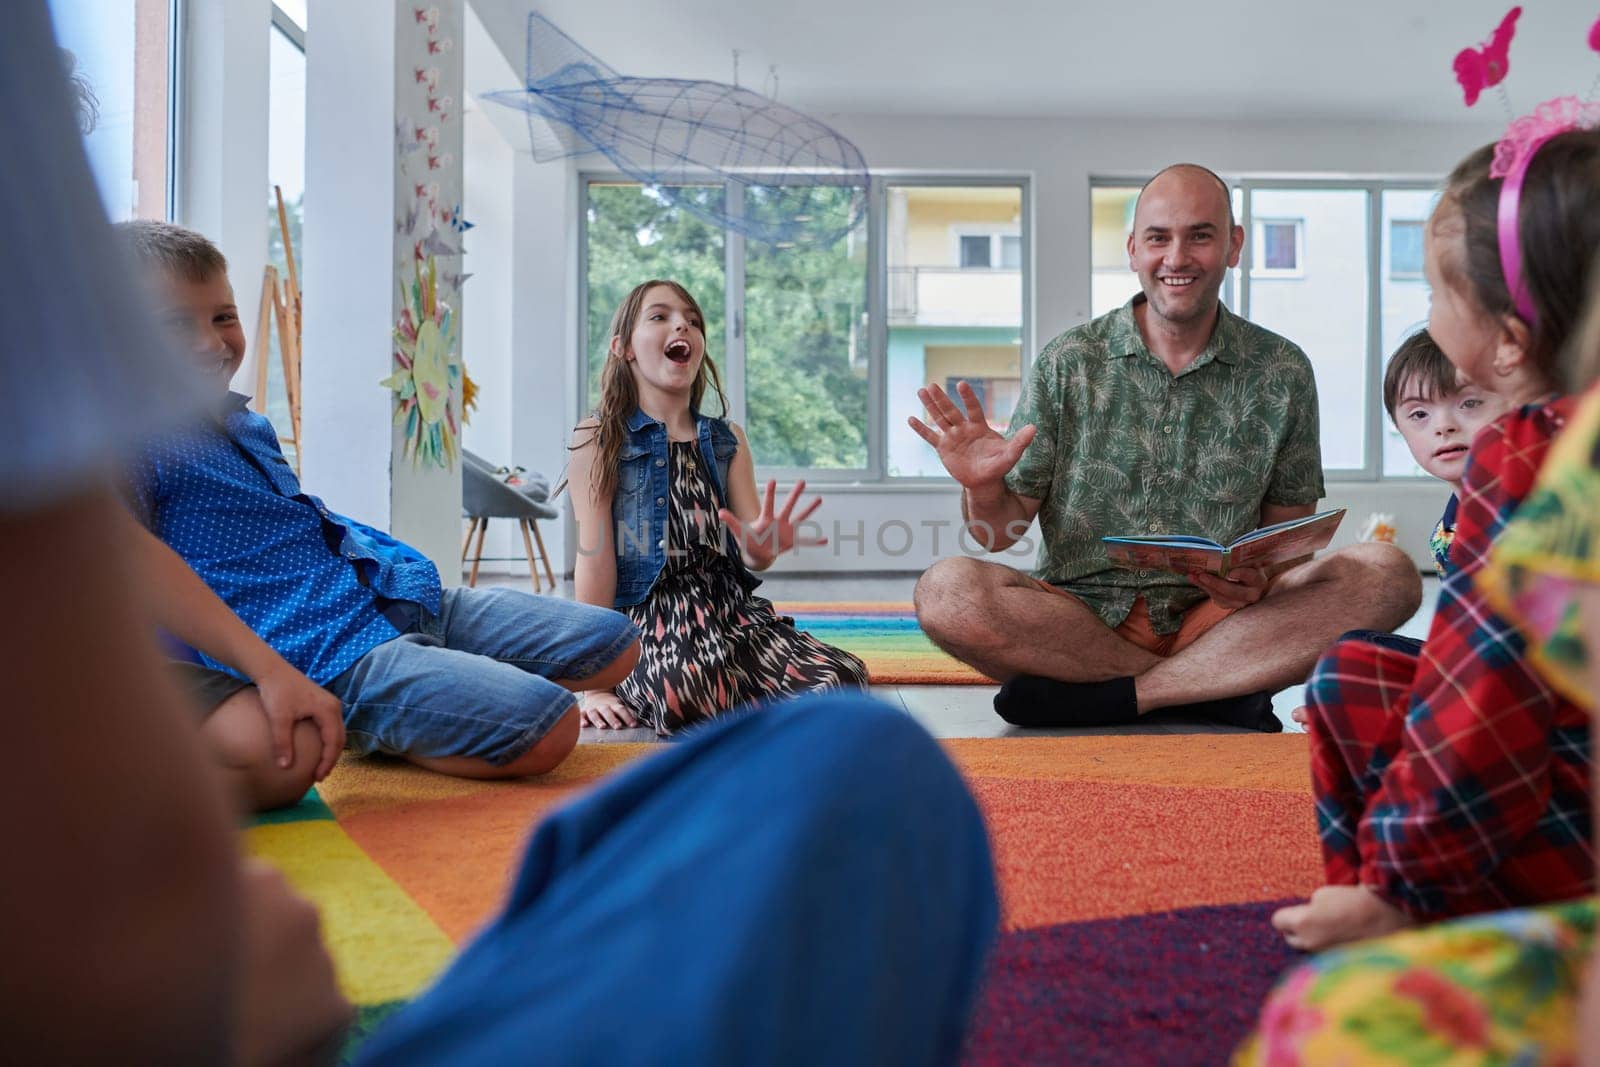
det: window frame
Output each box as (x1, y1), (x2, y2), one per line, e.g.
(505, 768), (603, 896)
(1250, 217), (1304, 278)
(950, 225), (1023, 271)
(1388, 218), (1426, 281)
(578, 171), (1032, 485)
(1091, 174), (1440, 482)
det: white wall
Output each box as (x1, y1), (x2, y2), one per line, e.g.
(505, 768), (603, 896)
(300, 0), (398, 530)
(460, 3), (520, 572)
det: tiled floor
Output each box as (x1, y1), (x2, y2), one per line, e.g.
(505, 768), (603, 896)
(475, 570), (1440, 742)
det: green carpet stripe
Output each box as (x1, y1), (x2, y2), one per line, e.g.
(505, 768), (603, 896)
(249, 786), (335, 826)
(340, 999), (411, 1065)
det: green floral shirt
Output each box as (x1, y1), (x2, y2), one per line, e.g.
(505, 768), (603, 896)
(1003, 296), (1324, 635)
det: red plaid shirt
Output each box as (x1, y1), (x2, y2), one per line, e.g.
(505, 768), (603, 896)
(1359, 396), (1593, 916)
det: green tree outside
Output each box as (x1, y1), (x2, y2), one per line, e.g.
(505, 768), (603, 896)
(584, 183), (867, 469)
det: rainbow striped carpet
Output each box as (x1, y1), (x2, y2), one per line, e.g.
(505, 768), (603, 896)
(776, 601), (991, 684)
(251, 730), (1318, 1063)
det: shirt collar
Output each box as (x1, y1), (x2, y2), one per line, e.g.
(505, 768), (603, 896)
(1108, 295), (1240, 368)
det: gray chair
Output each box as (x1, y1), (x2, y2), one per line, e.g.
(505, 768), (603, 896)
(461, 450), (559, 592)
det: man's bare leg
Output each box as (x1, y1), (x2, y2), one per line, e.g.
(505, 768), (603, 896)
(1134, 543), (1423, 712)
(915, 556), (1160, 683)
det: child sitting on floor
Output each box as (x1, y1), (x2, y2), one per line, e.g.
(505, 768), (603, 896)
(121, 221), (641, 782)
(1271, 122), (1600, 952)
(1239, 202), (1600, 1067)
(566, 279), (868, 734)
(1383, 329), (1510, 576)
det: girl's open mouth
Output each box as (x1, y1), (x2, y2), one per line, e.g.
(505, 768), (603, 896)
(665, 339), (692, 364)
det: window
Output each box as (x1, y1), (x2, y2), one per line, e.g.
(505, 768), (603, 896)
(959, 234), (991, 269)
(1252, 219), (1303, 276)
(890, 185), (1025, 476)
(1389, 219), (1425, 280)
(1381, 190), (1441, 476)
(583, 177), (1029, 480)
(262, 4), (306, 459)
(1091, 177), (1437, 479)
(49, 0), (178, 220)
(955, 230), (1022, 271)
(1248, 192), (1364, 468)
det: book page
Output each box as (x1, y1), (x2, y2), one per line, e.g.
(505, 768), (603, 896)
(1104, 541), (1225, 574)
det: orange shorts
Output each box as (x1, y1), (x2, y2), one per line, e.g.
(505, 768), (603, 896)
(1032, 581), (1235, 658)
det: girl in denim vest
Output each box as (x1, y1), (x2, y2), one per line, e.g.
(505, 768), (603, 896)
(567, 280), (868, 734)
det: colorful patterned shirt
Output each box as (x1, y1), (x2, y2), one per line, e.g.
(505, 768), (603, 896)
(1360, 398), (1592, 916)
(1482, 381), (1600, 711)
(127, 393), (443, 685)
(1003, 296), (1325, 634)
(1430, 495), (1459, 578)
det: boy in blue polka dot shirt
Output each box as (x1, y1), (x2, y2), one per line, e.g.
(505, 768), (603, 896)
(121, 221), (640, 782)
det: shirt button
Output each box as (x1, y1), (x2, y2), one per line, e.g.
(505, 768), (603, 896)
(1163, 424), (1174, 434)
(656, 497), (665, 506)
(1138, 570), (1149, 578)
(655, 458), (665, 467)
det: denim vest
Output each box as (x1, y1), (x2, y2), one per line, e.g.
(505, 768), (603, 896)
(611, 408), (755, 609)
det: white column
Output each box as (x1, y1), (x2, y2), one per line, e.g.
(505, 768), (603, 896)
(303, 0), (464, 572)
(181, 0), (270, 380)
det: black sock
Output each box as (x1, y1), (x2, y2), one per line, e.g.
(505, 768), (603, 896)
(993, 675), (1139, 727)
(1164, 690), (1282, 733)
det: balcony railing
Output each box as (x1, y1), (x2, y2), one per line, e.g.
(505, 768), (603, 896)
(888, 267), (1022, 328)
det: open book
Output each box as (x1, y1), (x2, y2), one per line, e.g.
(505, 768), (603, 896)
(1102, 508), (1347, 578)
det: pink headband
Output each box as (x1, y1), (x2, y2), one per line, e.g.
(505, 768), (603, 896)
(1489, 97), (1600, 327)
(1453, 6), (1600, 329)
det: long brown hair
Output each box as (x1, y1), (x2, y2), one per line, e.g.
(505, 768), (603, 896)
(1571, 249), (1600, 392)
(577, 279), (729, 502)
(1430, 130), (1600, 385)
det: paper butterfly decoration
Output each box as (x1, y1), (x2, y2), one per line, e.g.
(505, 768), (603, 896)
(1454, 6), (1521, 107)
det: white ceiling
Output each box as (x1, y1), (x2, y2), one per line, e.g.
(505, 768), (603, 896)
(467, 0), (1599, 124)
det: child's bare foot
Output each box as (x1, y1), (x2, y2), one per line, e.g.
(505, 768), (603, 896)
(1271, 885), (1410, 951)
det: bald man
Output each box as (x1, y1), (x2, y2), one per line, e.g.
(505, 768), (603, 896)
(911, 163), (1421, 731)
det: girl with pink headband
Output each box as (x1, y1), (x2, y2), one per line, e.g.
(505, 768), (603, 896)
(1237, 16), (1600, 1061)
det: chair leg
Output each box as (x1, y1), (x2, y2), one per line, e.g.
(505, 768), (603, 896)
(530, 517), (556, 589)
(461, 516), (480, 562)
(468, 517), (489, 587)
(518, 518), (541, 594)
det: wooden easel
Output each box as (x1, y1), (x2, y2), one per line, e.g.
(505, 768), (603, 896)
(254, 185), (304, 473)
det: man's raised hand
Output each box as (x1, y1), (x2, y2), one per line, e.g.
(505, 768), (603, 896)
(908, 381), (1035, 491)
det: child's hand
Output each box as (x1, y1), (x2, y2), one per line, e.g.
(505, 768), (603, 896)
(1271, 884), (1410, 952)
(718, 479), (827, 571)
(255, 665), (346, 781)
(579, 690), (637, 730)
(1290, 705), (1310, 726)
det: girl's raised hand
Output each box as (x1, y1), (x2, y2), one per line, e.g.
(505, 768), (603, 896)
(718, 479), (827, 571)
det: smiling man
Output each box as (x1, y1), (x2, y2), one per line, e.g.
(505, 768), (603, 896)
(911, 163), (1422, 730)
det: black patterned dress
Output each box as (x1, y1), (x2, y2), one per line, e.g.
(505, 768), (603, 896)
(616, 441), (869, 734)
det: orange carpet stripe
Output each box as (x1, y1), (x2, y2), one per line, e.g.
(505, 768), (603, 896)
(943, 734), (1313, 794)
(319, 738), (1322, 943)
(970, 776), (1322, 931)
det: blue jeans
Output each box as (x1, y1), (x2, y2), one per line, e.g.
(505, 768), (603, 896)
(354, 693), (999, 1066)
(327, 586), (638, 766)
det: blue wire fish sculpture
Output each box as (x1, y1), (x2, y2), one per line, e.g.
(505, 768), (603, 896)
(483, 13), (868, 248)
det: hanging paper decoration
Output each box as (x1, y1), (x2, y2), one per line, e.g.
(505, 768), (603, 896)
(383, 255), (462, 467)
(483, 13), (869, 248)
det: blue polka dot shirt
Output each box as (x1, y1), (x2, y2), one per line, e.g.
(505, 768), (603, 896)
(128, 393), (443, 685)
